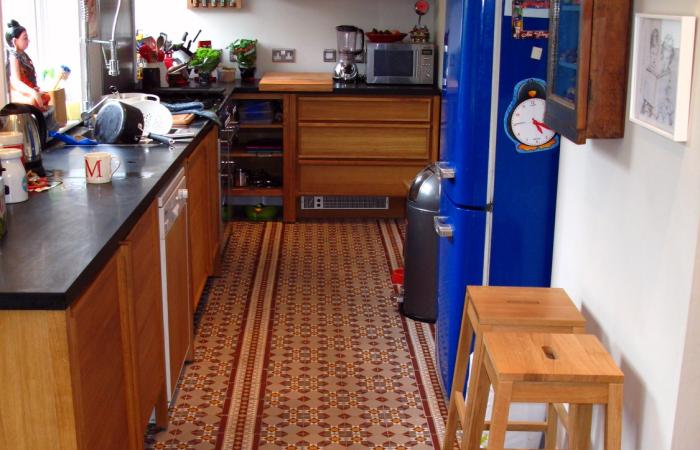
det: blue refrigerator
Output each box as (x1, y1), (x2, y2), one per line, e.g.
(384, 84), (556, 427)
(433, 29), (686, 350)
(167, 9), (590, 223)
(435, 0), (560, 396)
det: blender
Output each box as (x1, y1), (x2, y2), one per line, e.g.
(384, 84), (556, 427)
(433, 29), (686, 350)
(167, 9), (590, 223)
(334, 25), (364, 82)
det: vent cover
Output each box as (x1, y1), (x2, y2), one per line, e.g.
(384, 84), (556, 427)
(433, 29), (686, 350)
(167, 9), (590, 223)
(301, 196), (389, 210)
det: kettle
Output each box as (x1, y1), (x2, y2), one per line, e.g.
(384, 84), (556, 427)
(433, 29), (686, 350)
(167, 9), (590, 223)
(0, 103), (47, 176)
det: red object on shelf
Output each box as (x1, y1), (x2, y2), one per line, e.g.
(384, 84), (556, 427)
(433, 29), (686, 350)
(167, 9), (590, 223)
(366, 32), (407, 43)
(391, 268), (405, 285)
(197, 40), (212, 48)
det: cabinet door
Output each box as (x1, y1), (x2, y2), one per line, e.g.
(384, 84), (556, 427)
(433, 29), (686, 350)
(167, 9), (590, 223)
(205, 128), (221, 267)
(165, 209), (193, 395)
(67, 254), (132, 450)
(187, 139), (211, 308)
(120, 202), (167, 435)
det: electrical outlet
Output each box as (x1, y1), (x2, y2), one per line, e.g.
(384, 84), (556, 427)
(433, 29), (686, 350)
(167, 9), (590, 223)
(323, 49), (337, 62)
(272, 48), (296, 63)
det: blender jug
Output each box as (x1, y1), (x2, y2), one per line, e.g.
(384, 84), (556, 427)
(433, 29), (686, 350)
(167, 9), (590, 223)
(336, 25), (365, 55)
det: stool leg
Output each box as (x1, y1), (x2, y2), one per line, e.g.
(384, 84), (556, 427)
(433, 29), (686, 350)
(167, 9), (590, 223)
(451, 304), (474, 395)
(465, 360), (491, 450)
(544, 403), (558, 450)
(463, 333), (484, 440)
(568, 404), (592, 450)
(605, 384), (624, 450)
(444, 393), (460, 450)
(487, 381), (512, 450)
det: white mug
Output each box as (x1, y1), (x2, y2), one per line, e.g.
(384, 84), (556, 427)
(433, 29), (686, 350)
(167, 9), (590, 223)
(85, 152), (120, 184)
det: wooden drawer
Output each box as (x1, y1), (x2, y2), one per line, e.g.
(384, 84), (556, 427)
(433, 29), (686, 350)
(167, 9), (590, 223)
(298, 124), (430, 160)
(298, 96), (432, 122)
(298, 163), (425, 196)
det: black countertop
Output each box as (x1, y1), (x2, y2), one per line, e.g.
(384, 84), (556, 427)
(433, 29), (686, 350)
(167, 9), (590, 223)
(228, 78), (441, 96)
(0, 121), (215, 310)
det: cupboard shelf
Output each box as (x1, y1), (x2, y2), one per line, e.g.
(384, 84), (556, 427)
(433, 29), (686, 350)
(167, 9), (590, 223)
(225, 187), (283, 197)
(225, 151), (283, 158)
(237, 123), (284, 129)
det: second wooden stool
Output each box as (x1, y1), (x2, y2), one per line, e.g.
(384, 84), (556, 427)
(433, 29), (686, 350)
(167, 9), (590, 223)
(443, 286), (586, 449)
(466, 332), (624, 450)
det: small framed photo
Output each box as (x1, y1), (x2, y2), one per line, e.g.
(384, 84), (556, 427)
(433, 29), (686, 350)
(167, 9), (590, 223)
(629, 14), (696, 142)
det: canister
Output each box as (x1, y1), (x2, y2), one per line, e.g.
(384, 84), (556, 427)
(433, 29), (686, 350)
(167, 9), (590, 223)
(0, 131), (24, 154)
(0, 149), (28, 203)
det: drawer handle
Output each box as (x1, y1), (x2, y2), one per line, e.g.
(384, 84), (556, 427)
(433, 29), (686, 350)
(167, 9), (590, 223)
(177, 189), (189, 200)
(434, 216), (453, 238)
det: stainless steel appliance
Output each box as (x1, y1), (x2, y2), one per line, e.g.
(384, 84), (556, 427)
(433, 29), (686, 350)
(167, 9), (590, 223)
(366, 42), (435, 85)
(334, 25), (365, 82)
(157, 168), (192, 403)
(0, 103), (47, 176)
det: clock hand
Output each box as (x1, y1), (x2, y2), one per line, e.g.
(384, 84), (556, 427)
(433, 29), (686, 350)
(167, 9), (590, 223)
(531, 118), (553, 133)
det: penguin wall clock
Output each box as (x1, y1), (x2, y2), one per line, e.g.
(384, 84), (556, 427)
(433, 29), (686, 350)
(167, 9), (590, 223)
(504, 78), (559, 153)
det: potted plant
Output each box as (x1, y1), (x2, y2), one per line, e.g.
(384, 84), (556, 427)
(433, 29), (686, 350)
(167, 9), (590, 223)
(187, 48), (222, 86)
(228, 39), (257, 81)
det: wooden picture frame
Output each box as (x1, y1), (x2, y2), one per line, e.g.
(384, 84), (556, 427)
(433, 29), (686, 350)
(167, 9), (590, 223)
(629, 14), (696, 142)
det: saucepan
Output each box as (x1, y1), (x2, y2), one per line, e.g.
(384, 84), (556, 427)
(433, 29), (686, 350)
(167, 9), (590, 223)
(94, 101), (173, 145)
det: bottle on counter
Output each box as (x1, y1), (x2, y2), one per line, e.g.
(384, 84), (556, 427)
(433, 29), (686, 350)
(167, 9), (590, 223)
(0, 148), (28, 204)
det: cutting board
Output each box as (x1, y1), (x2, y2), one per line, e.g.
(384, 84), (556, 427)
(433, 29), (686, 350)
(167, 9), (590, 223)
(258, 72), (334, 92)
(172, 113), (195, 126)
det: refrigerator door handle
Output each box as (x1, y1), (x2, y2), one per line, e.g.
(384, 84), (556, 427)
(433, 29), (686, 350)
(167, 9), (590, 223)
(435, 162), (456, 179)
(434, 216), (454, 238)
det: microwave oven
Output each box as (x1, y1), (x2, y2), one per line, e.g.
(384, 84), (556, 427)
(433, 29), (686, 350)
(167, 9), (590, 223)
(366, 43), (435, 85)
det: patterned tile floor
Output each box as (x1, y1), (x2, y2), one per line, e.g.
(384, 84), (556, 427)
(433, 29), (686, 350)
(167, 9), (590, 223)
(146, 220), (448, 449)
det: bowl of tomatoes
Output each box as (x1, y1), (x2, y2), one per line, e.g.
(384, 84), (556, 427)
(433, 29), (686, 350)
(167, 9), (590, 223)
(366, 29), (407, 43)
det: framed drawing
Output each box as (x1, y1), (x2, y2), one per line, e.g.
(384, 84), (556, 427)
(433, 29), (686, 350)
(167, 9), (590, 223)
(629, 14), (696, 142)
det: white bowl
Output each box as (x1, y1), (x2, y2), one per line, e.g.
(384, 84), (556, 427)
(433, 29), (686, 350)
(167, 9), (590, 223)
(130, 99), (173, 135)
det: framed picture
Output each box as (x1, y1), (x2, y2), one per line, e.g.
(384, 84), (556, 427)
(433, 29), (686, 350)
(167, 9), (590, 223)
(629, 14), (696, 142)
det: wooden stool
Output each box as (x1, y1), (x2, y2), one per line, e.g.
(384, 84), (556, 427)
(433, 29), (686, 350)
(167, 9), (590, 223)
(443, 286), (586, 450)
(466, 332), (624, 450)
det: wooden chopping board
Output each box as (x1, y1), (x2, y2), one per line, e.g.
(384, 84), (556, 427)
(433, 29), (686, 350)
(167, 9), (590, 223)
(258, 72), (334, 92)
(172, 113), (195, 126)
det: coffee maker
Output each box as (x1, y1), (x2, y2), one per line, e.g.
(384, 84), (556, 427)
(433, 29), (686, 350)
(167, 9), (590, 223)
(334, 25), (365, 82)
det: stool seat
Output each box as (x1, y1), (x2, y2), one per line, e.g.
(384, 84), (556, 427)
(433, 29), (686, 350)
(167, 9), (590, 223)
(485, 332), (624, 384)
(470, 286), (586, 327)
(466, 331), (624, 450)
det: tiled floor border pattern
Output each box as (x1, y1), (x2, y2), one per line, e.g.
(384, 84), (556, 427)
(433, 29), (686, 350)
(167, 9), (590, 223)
(378, 220), (448, 449)
(147, 220), (449, 449)
(217, 222), (284, 450)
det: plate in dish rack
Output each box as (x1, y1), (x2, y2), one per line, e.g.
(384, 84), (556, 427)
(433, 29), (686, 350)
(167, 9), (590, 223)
(131, 100), (173, 135)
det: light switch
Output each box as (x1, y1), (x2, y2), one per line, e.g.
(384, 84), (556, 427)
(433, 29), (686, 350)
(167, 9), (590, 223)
(531, 46), (543, 60)
(323, 49), (337, 62)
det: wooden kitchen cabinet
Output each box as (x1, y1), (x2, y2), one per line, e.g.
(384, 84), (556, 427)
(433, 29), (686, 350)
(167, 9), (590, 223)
(187, 127), (219, 308)
(118, 202), (168, 446)
(0, 254), (132, 450)
(295, 95), (440, 218)
(67, 254), (133, 450)
(544, 0), (631, 144)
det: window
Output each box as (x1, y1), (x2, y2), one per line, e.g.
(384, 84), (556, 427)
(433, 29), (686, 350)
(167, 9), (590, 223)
(1, 0), (83, 115)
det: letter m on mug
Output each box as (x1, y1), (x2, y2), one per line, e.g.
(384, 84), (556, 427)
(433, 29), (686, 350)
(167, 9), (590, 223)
(85, 159), (103, 178)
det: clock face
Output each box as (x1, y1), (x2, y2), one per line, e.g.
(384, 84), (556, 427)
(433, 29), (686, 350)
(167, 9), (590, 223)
(510, 98), (555, 146)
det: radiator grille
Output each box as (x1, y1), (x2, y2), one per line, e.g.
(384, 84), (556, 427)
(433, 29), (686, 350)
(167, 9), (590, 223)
(301, 196), (390, 210)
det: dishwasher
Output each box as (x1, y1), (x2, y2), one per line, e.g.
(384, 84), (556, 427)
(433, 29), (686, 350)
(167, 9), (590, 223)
(157, 168), (193, 403)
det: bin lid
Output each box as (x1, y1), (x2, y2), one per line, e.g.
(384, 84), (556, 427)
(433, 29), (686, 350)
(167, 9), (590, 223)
(408, 164), (440, 211)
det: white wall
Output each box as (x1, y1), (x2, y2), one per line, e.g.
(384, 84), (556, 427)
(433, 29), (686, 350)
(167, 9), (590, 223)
(551, 0), (700, 447)
(135, 0), (436, 75)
